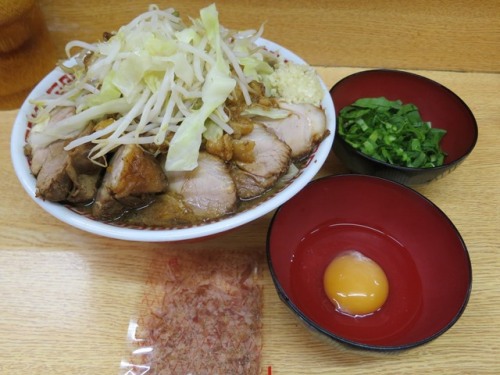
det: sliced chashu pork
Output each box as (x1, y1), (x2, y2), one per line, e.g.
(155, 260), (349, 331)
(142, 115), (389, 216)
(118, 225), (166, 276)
(65, 124), (105, 202)
(34, 140), (72, 201)
(30, 106), (75, 202)
(257, 102), (327, 159)
(34, 139), (102, 203)
(230, 123), (291, 199)
(92, 144), (168, 220)
(29, 106), (76, 176)
(30, 113), (104, 203)
(165, 152), (237, 220)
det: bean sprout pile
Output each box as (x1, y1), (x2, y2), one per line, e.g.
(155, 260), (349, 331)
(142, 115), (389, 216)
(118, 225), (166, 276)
(29, 4), (281, 171)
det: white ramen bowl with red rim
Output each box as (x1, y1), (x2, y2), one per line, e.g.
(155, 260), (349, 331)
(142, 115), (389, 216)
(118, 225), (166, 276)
(10, 38), (336, 242)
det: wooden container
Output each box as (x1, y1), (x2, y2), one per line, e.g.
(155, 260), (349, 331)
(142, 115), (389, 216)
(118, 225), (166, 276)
(0, 0), (56, 109)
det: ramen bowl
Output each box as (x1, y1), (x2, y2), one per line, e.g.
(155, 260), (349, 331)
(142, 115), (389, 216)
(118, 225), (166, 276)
(267, 174), (472, 350)
(330, 69), (478, 185)
(10, 39), (335, 242)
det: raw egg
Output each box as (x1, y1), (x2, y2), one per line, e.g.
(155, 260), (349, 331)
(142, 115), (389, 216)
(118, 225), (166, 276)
(323, 250), (389, 317)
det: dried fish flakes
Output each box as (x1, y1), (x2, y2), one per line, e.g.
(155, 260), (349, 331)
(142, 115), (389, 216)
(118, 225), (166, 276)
(121, 249), (264, 375)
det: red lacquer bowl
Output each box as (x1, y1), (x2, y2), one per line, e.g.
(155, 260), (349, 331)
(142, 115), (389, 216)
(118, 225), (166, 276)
(267, 174), (472, 350)
(330, 69), (478, 185)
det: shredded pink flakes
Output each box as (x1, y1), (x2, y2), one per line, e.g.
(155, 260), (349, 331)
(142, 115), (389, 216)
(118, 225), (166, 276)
(122, 249), (263, 375)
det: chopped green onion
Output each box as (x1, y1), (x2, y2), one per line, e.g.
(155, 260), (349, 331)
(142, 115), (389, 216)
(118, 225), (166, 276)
(338, 97), (447, 168)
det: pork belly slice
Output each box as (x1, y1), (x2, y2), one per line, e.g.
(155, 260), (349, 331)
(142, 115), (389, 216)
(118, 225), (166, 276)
(30, 121), (104, 203)
(126, 192), (198, 227)
(92, 144), (169, 220)
(26, 107), (100, 203)
(65, 123), (105, 203)
(258, 102), (327, 159)
(165, 152), (238, 220)
(29, 106), (76, 176)
(34, 140), (73, 202)
(34, 140), (102, 203)
(230, 123), (292, 199)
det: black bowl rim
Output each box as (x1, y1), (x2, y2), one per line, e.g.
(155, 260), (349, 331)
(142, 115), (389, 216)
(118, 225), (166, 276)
(266, 173), (473, 351)
(329, 69), (479, 173)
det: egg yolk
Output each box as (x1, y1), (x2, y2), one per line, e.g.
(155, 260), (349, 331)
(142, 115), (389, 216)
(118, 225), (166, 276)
(323, 250), (389, 317)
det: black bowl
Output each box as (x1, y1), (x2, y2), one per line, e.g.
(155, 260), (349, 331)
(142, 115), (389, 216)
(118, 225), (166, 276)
(330, 69), (478, 185)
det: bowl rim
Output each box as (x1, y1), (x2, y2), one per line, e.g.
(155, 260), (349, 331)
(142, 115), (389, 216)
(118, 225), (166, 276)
(330, 68), (479, 172)
(9, 37), (336, 242)
(266, 173), (473, 351)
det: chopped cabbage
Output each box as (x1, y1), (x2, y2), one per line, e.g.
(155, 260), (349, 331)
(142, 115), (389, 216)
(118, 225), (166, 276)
(165, 3), (236, 171)
(29, 4), (324, 171)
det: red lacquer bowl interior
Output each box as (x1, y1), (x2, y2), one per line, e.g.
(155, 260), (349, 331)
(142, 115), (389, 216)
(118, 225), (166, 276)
(267, 175), (472, 350)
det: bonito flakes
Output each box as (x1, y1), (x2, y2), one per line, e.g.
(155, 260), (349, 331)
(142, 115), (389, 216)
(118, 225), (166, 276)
(121, 248), (264, 375)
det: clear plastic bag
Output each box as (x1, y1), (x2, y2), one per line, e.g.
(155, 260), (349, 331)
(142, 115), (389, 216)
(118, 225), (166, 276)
(119, 248), (264, 375)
